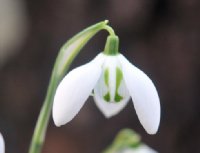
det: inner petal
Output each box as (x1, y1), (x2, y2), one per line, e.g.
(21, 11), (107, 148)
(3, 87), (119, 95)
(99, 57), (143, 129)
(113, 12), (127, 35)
(93, 55), (130, 117)
(94, 55), (130, 103)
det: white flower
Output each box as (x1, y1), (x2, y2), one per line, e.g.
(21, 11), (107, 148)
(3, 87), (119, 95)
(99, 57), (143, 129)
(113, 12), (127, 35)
(0, 133), (5, 153)
(52, 53), (160, 134)
(120, 145), (158, 153)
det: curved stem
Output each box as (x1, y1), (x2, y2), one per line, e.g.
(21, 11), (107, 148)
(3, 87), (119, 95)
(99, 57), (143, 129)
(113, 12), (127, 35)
(103, 25), (116, 36)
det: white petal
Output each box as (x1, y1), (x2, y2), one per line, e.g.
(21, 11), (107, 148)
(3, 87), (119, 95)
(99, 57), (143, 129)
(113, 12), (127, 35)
(0, 133), (5, 153)
(53, 53), (105, 126)
(118, 54), (160, 134)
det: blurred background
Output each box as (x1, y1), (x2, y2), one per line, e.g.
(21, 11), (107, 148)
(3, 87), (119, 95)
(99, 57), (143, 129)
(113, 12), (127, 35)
(0, 0), (200, 152)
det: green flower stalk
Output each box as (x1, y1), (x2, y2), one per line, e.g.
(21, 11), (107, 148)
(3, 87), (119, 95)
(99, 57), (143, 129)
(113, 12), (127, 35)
(28, 20), (111, 153)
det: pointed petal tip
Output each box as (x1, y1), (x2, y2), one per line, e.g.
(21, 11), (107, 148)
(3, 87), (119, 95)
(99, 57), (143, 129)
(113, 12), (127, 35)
(52, 114), (64, 127)
(141, 103), (160, 135)
(52, 112), (64, 127)
(53, 109), (77, 127)
(141, 109), (160, 135)
(54, 122), (60, 127)
(54, 121), (62, 127)
(139, 107), (160, 135)
(53, 107), (75, 127)
(146, 127), (159, 135)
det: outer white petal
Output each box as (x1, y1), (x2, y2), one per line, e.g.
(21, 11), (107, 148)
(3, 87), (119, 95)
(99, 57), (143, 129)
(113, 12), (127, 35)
(121, 145), (158, 153)
(53, 53), (105, 126)
(118, 54), (160, 134)
(0, 133), (5, 153)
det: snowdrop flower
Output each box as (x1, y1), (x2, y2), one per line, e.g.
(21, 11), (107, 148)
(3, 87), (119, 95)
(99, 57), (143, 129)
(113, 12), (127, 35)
(120, 145), (158, 153)
(0, 133), (5, 153)
(53, 35), (160, 134)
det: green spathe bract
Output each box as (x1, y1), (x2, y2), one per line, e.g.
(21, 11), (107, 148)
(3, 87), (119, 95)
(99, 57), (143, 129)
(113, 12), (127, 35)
(54, 20), (109, 78)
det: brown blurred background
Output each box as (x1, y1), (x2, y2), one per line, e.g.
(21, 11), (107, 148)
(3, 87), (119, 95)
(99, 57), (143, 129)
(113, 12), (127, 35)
(0, 0), (200, 152)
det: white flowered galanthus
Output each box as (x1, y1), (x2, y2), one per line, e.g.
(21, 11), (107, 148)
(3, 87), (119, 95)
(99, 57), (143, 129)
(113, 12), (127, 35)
(53, 35), (160, 134)
(0, 133), (5, 153)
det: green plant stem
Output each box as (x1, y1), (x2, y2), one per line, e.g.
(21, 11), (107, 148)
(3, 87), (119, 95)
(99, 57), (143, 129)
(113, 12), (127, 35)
(28, 75), (59, 153)
(103, 25), (116, 36)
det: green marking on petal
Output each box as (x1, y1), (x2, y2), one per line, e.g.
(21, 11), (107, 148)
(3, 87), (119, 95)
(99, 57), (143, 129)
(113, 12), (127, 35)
(114, 92), (123, 102)
(115, 67), (123, 102)
(104, 68), (109, 86)
(103, 68), (110, 102)
(103, 67), (124, 103)
(116, 67), (123, 89)
(104, 92), (110, 102)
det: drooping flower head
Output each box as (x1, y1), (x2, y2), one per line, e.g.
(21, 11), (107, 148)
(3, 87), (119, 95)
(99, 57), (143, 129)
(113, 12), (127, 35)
(53, 31), (160, 134)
